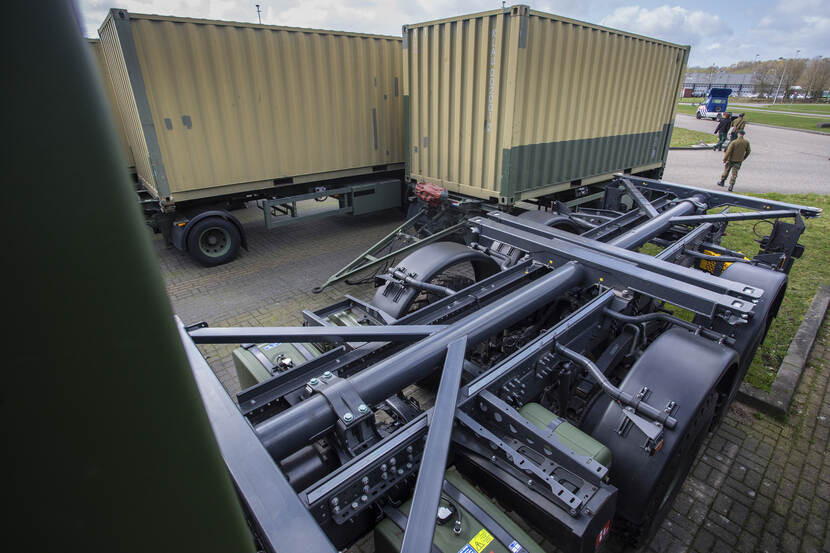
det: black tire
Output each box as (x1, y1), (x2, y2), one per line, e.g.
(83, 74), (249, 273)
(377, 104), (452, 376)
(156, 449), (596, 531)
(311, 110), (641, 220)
(695, 111), (702, 119)
(186, 217), (241, 267)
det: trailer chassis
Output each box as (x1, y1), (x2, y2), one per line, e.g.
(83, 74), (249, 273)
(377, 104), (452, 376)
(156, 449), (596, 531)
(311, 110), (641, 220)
(180, 177), (819, 553)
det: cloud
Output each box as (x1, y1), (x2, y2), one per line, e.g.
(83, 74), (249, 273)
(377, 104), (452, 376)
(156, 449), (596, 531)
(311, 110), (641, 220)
(600, 5), (731, 52)
(750, 0), (830, 58)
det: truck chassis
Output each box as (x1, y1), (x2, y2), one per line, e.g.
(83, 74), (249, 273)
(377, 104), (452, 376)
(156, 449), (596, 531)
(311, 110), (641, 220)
(179, 176), (820, 552)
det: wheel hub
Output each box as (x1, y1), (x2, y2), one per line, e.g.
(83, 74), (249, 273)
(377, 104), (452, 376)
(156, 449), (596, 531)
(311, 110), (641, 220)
(199, 227), (231, 257)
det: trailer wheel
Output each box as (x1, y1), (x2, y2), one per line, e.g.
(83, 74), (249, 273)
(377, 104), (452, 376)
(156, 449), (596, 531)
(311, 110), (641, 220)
(583, 328), (737, 548)
(187, 217), (241, 267)
(695, 111), (702, 119)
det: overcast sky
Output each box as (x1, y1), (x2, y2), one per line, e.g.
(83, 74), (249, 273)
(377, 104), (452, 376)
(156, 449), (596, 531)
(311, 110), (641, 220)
(77, 0), (829, 67)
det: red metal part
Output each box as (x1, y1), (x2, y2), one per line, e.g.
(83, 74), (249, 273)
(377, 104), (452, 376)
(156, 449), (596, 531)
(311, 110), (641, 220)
(415, 182), (447, 207)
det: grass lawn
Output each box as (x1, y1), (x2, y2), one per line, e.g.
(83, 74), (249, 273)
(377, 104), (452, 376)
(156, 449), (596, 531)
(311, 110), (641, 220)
(678, 97), (704, 104)
(710, 194), (828, 389)
(670, 127), (714, 147)
(750, 103), (830, 115)
(676, 104), (830, 133)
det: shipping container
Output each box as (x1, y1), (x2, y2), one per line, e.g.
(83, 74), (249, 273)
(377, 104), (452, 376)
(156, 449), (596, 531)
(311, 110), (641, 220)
(99, 10), (403, 203)
(97, 10), (406, 267)
(87, 38), (135, 168)
(402, 5), (689, 204)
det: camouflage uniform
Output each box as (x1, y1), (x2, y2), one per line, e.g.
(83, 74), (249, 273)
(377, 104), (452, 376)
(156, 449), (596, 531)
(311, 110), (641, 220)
(718, 135), (751, 191)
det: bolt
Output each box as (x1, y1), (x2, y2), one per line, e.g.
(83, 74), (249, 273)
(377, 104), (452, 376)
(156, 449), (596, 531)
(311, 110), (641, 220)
(361, 495), (368, 503)
(361, 476), (369, 485)
(330, 497), (339, 506)
(527, 479), (534, 486)
(397, 468), (405, 475)
(333, 506), (340, 514)
(490, 455), (498, 463)
(309, 377), (319, 386)
(389, 457), (396, 465)
(363, 485), (370, 493)
(406, 445), (413, 453)
(351, 501), (359, 510)
(380, 463), (387, 472)
(406, 463), (413, 470)
(322, 371), (333, 379)
(343, 412), (354, 422)
(381, 472), (388, 480)
(358, 404), (369, 414)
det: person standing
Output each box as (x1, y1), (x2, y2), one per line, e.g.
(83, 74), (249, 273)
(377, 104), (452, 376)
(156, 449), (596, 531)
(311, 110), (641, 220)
(718, 129), (751, 191)
(725, 113), (746, 147)
(713, 112), (733, 151)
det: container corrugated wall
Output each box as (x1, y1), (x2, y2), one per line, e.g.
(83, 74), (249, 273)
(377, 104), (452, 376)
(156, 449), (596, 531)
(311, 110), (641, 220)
(403, 5), (688, 203)
(100, 10), (403, 201)
(88, 39), (135, 168)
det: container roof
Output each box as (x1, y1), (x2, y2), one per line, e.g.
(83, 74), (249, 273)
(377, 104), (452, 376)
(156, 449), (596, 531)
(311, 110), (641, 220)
(403, 4), (689, 51)
(99, 9), (402, 41)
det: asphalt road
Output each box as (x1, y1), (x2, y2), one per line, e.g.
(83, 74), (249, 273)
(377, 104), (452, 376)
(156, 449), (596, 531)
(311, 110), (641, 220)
(664, 114), (830, 194)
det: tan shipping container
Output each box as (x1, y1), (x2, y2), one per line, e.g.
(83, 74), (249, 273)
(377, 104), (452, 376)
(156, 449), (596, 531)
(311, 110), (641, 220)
(87, 39), (135, 168)
(98, 10), (403, 202)
(403, 5), (689, 204)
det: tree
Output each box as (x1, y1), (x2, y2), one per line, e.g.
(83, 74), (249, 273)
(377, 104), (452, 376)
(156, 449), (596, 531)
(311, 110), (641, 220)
(799, 57), (830, 99)
(753, 60), (781, 97)
(781, 58), (806, 99)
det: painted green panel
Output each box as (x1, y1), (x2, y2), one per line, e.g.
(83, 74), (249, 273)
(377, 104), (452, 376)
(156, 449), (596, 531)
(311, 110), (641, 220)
(403, 94), (411, 177)
(501, 124), (671, 198)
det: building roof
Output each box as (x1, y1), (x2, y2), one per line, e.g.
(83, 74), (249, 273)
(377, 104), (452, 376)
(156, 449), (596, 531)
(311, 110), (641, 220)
(684, 72), (756, 85)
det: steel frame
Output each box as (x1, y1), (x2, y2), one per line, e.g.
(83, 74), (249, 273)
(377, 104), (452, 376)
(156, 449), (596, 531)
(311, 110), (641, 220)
(181, 177), (819, 553)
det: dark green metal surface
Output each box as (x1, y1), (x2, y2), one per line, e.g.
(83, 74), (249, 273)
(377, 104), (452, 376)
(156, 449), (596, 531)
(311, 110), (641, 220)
(403, 94), (411, 177)
(4, 2), (254, 551)
(501, 124), (672, 199)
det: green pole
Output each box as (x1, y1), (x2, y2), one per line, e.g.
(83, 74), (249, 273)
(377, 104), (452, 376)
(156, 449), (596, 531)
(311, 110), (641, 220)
(3, 2), (255, 551)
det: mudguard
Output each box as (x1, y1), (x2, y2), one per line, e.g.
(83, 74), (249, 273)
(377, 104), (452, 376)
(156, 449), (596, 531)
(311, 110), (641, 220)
(693, 262), (787, 424)
(585, 328), (738, 530)
(518, 210), (583, 233)
(371, 242), (500, 318)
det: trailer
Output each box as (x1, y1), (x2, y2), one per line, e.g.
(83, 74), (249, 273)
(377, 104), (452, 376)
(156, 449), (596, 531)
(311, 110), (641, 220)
(97, 10), (406, 266)
(181, 176), (819, 552)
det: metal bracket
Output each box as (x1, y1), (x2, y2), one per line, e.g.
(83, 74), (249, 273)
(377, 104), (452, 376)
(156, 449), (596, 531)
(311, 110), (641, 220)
(455, 411), (584, 516)
(184, 321), (208, 332)
(616, 387), (668, 456)
(307, 374), (379, 457)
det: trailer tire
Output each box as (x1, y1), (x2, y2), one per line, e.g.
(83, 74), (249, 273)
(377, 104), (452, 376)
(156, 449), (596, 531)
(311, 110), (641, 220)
(187, 216), (241, 267)
(584, 328), (737, 548)
(695, 111), (702, 119)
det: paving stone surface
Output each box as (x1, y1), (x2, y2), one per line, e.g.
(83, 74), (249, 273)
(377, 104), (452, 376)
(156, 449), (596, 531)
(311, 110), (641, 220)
(155, 207), (830, 553)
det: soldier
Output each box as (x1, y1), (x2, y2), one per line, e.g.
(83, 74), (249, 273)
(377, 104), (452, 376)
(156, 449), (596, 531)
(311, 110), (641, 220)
(713, 112), (733, 151)
(718, 129), (751, 191)
(725, 113), (746, 148)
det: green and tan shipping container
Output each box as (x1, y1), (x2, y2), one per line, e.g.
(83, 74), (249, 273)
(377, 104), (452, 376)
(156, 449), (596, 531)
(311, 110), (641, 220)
(98, 9), (404, 203)
(403, 5), (689, 205)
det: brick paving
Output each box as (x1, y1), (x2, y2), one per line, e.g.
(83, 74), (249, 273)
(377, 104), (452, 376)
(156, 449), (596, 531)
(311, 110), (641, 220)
(155, 207), (830, 553)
